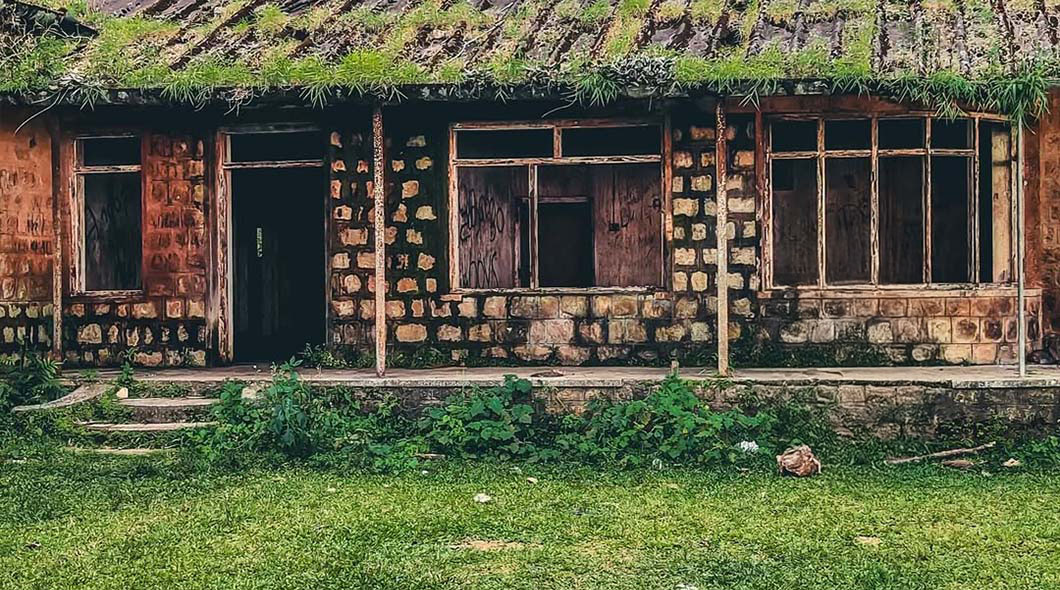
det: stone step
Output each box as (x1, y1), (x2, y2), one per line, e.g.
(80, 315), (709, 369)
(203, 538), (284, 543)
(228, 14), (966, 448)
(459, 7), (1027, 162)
(75, 421), (217, 433)
(117, 396), (218, 423)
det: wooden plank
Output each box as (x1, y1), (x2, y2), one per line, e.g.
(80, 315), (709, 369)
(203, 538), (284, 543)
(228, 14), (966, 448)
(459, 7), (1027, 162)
(716, 104), (729, 377)
(756, 111), (770, 290)
(663, 112), (674, 289)
(452, 118), (659, 130)
(372, 106), (386, 377)
(456, 167), (524, 288)
(529, 165), (539, 289)
(589, 164), (662, 287)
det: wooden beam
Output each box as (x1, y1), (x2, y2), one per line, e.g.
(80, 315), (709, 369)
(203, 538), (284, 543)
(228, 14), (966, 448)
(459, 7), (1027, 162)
(715, 104), (729, 376)
(373, 105), (387, 377)
(1017, 123), (1026, 377)
(48, 118), (62, 358)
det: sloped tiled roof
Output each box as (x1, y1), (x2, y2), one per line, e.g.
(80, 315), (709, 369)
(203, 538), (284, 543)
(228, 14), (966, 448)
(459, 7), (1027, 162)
(5, 0), (1060, 106)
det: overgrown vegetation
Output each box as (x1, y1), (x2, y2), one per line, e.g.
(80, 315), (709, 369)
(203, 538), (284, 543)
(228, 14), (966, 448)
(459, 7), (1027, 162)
(1, 0), (1056, 123)
(0, 347), (64, 410)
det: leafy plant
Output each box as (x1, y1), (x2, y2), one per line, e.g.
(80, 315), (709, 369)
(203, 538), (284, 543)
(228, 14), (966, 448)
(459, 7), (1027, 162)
(420, 376), (550, 459)
(557, 375), (776, 467)
(0, 346), (64, 409)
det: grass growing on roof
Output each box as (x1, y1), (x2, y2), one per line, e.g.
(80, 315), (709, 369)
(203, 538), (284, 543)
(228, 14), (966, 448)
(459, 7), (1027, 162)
(2, 452), (1060, 589)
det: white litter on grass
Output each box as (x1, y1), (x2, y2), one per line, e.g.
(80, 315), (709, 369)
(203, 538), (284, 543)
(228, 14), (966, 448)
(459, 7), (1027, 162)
(736, 440), (760, 453)
(473, 493), (492, 504)
(526, 477), (539, 484)
(676, 584), (699, 590)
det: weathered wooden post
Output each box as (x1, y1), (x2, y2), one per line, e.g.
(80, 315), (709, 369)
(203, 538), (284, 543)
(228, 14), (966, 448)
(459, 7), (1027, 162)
(373, 105), (387, 377)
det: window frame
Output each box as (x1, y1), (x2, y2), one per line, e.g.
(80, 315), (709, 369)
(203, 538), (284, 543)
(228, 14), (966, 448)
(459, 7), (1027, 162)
(447, 118), (667, 293)
(764, 113), (1016, 291)
(71, 132), (145, 297)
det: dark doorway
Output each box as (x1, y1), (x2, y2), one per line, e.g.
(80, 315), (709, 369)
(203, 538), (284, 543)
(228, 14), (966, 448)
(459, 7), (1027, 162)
(232, 168), (326, 362)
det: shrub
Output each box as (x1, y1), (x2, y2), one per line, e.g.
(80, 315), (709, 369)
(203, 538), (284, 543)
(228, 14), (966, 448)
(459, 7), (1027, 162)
(420, 375), (554, 459)
(0, 347), (64, 409)
(557, 375), (777, 467)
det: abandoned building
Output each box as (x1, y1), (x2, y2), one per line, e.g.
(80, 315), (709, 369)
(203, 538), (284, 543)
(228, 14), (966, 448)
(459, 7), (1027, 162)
(0, 0), (1058, 376)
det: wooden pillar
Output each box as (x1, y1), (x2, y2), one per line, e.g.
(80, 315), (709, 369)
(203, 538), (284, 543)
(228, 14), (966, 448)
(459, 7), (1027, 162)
(1017, 123), (1027, 377)
(715, 103), (730, 376)
(372, 106), (387, 377)
(48, 118), (62, 358)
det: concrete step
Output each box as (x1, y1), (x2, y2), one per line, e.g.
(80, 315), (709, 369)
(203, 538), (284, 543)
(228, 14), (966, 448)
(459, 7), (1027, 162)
(12, 383), (112, 413)
(75, 421), (217, 433)
(117, 396), (218, 423)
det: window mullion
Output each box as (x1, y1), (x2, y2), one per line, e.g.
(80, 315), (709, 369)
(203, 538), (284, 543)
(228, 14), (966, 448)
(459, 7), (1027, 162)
(972, 117), (981, 284)
(529, 164), (539, 289)
(816, 118), (826, 288)
(870, 117), (880, 285)
(924, 118), (933, 284)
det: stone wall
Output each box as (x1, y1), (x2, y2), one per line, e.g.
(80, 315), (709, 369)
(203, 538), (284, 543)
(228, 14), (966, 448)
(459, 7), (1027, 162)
(326, 105), (725, 365)
(0, 108), (54, 353)
(63, 131), (208, 367)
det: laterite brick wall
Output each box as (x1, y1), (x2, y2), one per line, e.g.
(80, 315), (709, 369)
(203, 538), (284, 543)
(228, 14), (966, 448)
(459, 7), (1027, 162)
(63, 131), (209, 366)
(0, 108), (54, 353)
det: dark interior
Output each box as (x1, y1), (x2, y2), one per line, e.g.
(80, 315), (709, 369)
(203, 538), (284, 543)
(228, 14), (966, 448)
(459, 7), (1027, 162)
(232, 168), (325, 362)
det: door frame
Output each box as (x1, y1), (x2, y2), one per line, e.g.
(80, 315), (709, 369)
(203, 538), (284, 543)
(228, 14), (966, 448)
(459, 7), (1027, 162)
(210, 123), (326, 363)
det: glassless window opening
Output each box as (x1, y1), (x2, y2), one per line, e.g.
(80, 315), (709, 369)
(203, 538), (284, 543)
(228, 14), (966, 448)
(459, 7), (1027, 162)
(768, 116), (1014, 288)
(75, 135), (143, 293)
(451, 122), (664, 290)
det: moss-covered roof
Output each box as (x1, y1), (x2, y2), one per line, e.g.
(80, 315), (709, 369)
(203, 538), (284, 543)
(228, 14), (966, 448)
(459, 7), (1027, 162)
(3, 0), (1058, 118)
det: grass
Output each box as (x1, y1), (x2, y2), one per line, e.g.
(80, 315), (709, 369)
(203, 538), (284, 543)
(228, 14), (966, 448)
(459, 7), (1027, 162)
(2, 451), (1060, 589)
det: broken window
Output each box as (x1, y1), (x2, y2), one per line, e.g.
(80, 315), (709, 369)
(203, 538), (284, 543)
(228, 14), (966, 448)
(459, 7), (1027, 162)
(452, 122), (662, 290)
(76, 135), (143, 292)
(769, 116), (1014, 288)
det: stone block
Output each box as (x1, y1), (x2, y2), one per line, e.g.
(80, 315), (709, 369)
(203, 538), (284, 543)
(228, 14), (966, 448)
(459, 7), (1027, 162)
(674, 248), (697, 266)
(415, 157), (432, 170)
(655, 323), (687, 342)
(391, 160), (405, 172)
(437, 324), (462, 342)
(406, 229), (423, 244)
(690, 322), (712, 341)
(132, 302), (157, 319)
(332, 252), (351, 269)
(415, 206), (436, 220)
(672, 297), (697, 319)
(691, 175), (713, 192)
(641, 298), (672, 319)
(407, 135), (426, 147)
(779, 321), (808, 343)
(396, 277), (418, 293)
(401, 180), (419, 199)
(578, 321), (606, 344)
(469, 323), (493, 342)
(458, 298), (477, 318)
(560, 296), (588, 318)
(941, 344), (972, 364)
(690, 126), (715, 141)
(343, 274), (362, 294)
(608, 319), (647, 343)
(341, 228), (368, 246)
(972, 344), (999, 364)
(953, 318), (979, 343)
(878, 298), (907, 317)
(673, 198), (699, 217)
(691, 223), (708, 241)
(417, 253), (435, 271)
(700, 152), (715, 167)
(892, 318), (923, 343)
(529, 319), (575, 344)
(395, 324), (427, 342)
(690, 271), (709, 292)
(809, 319), (836, 342)
(513, 345), (553, 362)
(591, 296), (611, 317)
(673, 151), (693, 168)
(945, 298), (971, 316)
(728, 197), (754, 213)
(556, 345), (590, 365)
(483, 296), (506, 318)
(866, 320), (893, 344)
(981, 318), (1004, 342)
(732, 298), (753, 317)
(78, 324), (102, 345)
(611, 295), (639, 318)
(730, 247), (755, 265)
(332, 300), (356, 317)
(672, 272), (688, 291)
(357, 252), (375, 269)
(165, 299), (184, 319)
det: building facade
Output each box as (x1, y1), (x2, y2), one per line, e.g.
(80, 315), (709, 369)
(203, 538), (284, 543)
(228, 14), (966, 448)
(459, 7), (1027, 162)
(0, 90), (1053, 368)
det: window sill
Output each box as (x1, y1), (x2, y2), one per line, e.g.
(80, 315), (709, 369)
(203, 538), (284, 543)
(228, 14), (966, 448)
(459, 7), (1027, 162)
(760, 285), (1040, 299)
(446, 286), (665, 297)
(68, 290), (147, 302)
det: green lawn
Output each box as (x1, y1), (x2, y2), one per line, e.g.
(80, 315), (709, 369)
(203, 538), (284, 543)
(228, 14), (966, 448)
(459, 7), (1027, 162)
(2, 452), (1059, 590)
